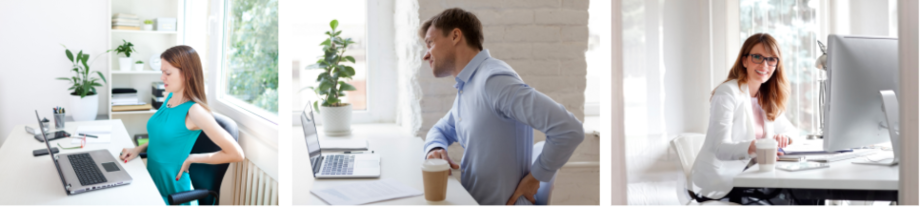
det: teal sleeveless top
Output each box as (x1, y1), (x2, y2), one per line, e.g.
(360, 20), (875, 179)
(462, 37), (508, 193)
(146, 92), (202, 205)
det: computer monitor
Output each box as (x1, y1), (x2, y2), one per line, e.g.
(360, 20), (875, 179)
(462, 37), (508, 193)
(823, 35), (899, 152)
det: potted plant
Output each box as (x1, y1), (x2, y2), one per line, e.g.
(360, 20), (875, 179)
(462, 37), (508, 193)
(57, 45), (108, 121)
(305, 19), (357, 135)
(134, 60), (144, 71)
(114, 40), (135, 71)
(142, 19), (154, 31)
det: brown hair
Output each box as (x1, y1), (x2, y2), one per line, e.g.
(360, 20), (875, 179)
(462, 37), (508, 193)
(715, 33), (789, 121)
(419, 8), (484, 51)
(161, 45), (210, 112)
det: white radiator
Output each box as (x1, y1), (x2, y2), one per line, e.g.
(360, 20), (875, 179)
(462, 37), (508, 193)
(225, 159), (278, 205)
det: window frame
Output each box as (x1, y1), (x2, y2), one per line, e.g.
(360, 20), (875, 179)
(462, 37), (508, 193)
(290, 0), (397, 126)
(206, 0), (279, 143)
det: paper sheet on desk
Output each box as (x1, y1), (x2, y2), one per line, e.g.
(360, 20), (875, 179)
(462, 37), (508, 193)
(71, 125), (113, 144)
(311, 179), (422, 205)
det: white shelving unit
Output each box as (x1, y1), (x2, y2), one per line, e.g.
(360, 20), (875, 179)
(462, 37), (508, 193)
(107, 0), (184, 137)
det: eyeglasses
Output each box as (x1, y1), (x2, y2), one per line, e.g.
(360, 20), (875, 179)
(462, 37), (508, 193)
(746, 54), (779, 66)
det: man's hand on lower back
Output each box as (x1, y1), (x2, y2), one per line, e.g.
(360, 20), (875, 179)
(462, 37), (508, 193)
(506, 172), (540, 205)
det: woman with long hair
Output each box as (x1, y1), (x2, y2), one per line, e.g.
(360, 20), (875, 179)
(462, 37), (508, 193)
(119, 45), (244, 204)
(690, 33), (801, 203)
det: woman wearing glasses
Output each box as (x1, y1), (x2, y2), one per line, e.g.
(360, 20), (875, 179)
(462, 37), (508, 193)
(689, 33), (805, 204)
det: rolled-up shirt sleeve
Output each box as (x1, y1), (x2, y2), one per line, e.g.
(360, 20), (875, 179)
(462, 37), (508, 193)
(483, 74), (585, 182)
(423, 112), (458, 159)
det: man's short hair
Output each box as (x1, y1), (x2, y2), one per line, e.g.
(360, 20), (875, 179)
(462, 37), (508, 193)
(419, 8), (484, 51)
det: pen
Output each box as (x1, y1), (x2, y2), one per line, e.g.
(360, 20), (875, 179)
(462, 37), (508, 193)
(79, 133), (98, 138)
(344, 150), (374, 154)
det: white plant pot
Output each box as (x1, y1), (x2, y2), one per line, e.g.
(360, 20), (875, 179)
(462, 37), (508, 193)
(118, 57), (133, 71)
(320, 104), (352, 136)
(134, 63), (144, 71)
(70, 94), (99, 121)
(142, 24), (153, 31)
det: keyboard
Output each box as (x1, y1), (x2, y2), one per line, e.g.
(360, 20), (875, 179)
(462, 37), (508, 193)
(806, 150), (879, 163)
(320, 154), (355, 176)
(68, 153), (107, 185)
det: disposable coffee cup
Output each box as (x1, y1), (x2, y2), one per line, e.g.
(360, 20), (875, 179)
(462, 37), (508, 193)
(755, 139), (778, 172)
(422, 159), (450, 201)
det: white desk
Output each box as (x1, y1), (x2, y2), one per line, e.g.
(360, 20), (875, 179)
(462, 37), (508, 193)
(734, 155), (899, 201)
(0, 120), (164, 205)
(292, 124), (479, 205)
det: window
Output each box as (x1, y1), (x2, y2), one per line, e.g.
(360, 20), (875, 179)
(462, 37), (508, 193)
(221, 0), (279, 120)
(740, 0), (817, 136)
(290, 0), (396, 125)
(292, 0), (367, 113)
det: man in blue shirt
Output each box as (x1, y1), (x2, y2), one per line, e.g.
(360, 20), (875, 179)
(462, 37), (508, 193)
(419, 8), (585, 205)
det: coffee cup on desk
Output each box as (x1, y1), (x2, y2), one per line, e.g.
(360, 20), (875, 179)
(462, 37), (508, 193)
(755, 139), (778, 172)
(422, 159), (450, 201)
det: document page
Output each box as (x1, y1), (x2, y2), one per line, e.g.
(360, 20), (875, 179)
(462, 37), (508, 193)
(311, 179), (422, 205)
(72, 125), (113, 144)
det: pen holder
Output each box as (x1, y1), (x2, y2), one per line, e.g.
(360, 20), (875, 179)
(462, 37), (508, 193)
(54, 113), (65, 129)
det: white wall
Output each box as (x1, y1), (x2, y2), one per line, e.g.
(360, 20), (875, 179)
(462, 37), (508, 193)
(0, 0), (110, 147)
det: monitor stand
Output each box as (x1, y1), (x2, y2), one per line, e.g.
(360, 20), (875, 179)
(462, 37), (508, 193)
(853, 90), (899, 166)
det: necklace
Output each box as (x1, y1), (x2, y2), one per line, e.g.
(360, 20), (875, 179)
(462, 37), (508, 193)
(167, 97), (187, 108)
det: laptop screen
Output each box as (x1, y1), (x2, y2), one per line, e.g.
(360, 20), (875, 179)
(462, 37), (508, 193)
(301, 105), (322, 167)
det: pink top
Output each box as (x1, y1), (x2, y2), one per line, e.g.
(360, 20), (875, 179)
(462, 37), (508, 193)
(752, 97), (765, 139)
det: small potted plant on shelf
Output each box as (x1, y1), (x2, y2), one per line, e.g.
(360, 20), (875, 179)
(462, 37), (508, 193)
(57, 45), (108, 121)
(142, 19), (154, 31)
(305, 19), (357, 136)
(114, 40), (135, 71)
(134, 60), (144, 71)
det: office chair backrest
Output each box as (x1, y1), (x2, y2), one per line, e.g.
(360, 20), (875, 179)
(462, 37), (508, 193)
(670, 133), (705, 185)
(188, 113), (239, 205)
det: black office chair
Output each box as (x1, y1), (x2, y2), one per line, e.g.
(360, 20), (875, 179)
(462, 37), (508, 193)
(140, 113), (239, 205)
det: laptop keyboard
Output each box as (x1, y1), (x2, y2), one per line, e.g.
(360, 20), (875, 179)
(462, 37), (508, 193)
(320, 154), (355, 176)
(68, 153), (107, 186)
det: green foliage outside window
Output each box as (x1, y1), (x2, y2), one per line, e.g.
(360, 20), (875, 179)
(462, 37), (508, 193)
(226, 0), (279, 113)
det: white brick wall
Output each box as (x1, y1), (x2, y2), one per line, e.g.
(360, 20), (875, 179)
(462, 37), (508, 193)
(396, 0), (589, 138)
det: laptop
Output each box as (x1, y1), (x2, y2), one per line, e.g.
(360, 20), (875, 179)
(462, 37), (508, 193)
(34, 110), (132, 195)
(301, 105), (381, 178)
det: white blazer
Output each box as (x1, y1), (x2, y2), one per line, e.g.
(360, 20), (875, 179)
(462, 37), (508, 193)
(690, 79), (799, 199)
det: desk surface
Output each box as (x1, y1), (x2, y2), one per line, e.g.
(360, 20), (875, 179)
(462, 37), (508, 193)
(0, 120), (164, 205)
(733, 155), (899, 190)
(292, 124), (478, 205)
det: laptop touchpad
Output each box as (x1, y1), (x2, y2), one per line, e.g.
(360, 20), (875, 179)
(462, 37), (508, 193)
(101, 162), (120, 172)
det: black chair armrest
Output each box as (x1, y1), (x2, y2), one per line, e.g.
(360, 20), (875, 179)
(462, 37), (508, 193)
(139, 152), (147, 158)
(168, 189), (218, 205)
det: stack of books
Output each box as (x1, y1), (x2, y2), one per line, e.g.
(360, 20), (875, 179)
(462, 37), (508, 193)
(112, 13), (140, 30)
(112, 88), (152, 112)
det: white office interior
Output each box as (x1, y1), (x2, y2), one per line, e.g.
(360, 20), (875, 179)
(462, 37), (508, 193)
(288, 0), (604, 205)
(0, 0), (279, 205)
(608, 0), (919, 205)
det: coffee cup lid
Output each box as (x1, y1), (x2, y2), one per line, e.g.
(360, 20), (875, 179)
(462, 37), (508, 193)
(422, 159), (451, 172)
(755, 138), (777, 148)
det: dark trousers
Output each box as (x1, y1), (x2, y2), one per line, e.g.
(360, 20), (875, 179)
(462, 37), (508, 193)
(702, 188), (825, 205)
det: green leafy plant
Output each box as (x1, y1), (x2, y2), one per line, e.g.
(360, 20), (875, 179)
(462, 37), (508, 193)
(135, 60), (143, 64)
(143, 19), (153, 25)
(56, 45), (108, 98)
(114, 39), (135, 57)
(305, 19), (356, 112)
